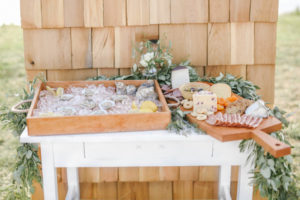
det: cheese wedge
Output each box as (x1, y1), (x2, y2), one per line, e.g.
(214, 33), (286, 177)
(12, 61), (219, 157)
(210, 83), (231, 99)
(193, 91), (217, 114)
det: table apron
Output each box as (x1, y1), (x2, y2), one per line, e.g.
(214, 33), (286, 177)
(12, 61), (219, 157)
(51, 140), (248, 168)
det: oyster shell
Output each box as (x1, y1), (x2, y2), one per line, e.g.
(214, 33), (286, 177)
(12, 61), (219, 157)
(126, 85), (137, 95)
(57, 107), (76, 116)
(100, 100), (115, 110)
(80, 99), (97, 109)
(60, 94), (74, 101)
(116, 82), (126, 95)
(82, 88), (94, 97)
(136, 86), (157, 100)
(112, 95), (129, 102)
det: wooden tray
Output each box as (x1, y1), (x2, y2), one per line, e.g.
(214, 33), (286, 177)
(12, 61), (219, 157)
(27, 80), (171, 136)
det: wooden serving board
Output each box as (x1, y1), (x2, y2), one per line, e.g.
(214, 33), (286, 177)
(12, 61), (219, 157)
(175, 81), (291, 158)
(187, 114), (291, 158)
(27, 80), (171, 136)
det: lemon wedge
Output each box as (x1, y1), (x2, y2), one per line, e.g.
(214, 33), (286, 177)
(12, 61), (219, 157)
(140, 101), (158, 112)
(56, 87), (64, 96)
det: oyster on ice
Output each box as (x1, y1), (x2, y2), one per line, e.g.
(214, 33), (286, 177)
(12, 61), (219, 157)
(100, 100), (115, 110)
(126, 85), (137, 95)
(116, 82), (126, 95)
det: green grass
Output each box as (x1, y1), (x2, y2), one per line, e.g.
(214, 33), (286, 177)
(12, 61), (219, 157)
(0, 12), (300, 198)
(275, 12), (300, 183)
(0, 25), (26, 198)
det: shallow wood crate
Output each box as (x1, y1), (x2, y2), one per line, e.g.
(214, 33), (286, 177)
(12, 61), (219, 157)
(27, 80), (171, 136)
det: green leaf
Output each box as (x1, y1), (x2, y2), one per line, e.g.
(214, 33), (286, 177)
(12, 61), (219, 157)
(260, 167), (271, 179)
(26, 150), (32, 159)
(267, 159), (275, 167)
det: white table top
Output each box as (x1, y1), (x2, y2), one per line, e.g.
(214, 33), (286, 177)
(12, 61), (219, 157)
(20, 128), (221, 143)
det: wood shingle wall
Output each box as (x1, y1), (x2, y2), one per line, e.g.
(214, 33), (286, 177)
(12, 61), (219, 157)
(21, 0), (278, 199)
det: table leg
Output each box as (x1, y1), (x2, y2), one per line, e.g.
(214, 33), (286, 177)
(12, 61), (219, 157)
(237, 162), (254, 200)
(66, 167), (80, 200)
(41, 143), (58, 200)
(219, 164), (232, 200)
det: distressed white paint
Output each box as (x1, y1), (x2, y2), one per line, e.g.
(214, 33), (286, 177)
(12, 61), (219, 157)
(21, 128), (254, 200)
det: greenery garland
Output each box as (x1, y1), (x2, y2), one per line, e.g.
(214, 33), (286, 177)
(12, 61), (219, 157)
(0, 40), (299, 200)
(0, 78), (42, 199)
(201, 74), (299, 200)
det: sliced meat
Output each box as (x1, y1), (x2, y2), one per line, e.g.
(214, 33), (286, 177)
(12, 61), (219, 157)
(252, 117), (263, 128)
(232, 114), (238, 127)
(206, 113), (263, 129)
(215, 112), (223, 126)
(206, 115), (217, 125)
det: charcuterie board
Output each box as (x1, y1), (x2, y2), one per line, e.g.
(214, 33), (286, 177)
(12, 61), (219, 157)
(176, 82), (291, 158)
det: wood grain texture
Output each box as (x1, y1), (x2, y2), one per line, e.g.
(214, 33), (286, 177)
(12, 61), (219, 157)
(118, 182), (149, 200)
(64, 0), (84, 27)
(119, 167), (140, 181)
(195, 66), (205, 77)
(225, 65), (247, 79)
(194, 181), (218, 199)
(99, 168), (118, 182)
(205, 66), (226, 77)
(171, 0), (208, 23)
(173, 181), (193, 200)
(93, 28), (115, 68)
(26, 70), (46, 81)
(79, 168), (100, 183)
(93, 182), (118, 200)
(210, 0), (229, 22)
(208, 23), (231, 65)
(231, 22), (254, 65)
(251, 0), (279, 22)
(254, 23), (277, 64)
(231, 181), (238, 200)
(150, 0), (171, 24)
(247, 65), (275, 104)
(98, 68), (119, 77)
(71, 28), (92, 69)
(58, 182), (68, 200)
(160, 24), (207, 66)
(253, 129), (291, 158)
(20, 0), (42, 28)
(104, 0), (126, 26)
(159, 167), (179, 181)
(119, 68), (132, 75)
(230, 0), (251, 22)
(23, 29), (71, 69)
(41, 0), (64, 28)
(140, 167), (160, 181)
(149, 182), (172, 200)
(80, 183), (93, 199)
(84, 0), (103, 27)
(179, 167), (199, 181)
(115, 25), (159, 68)
(127, 0), (150, 26)
(46, 69), (97, 81)
(199, 166), (219, 181)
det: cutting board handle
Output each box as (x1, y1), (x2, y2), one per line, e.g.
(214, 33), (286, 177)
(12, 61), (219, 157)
(251, 130), (291, 158)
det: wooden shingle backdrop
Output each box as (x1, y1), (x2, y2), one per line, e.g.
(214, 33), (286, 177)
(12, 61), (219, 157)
(21, 0), (278, 199)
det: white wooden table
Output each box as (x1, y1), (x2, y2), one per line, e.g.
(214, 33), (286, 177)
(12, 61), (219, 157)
(20, 128), (254, 200)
